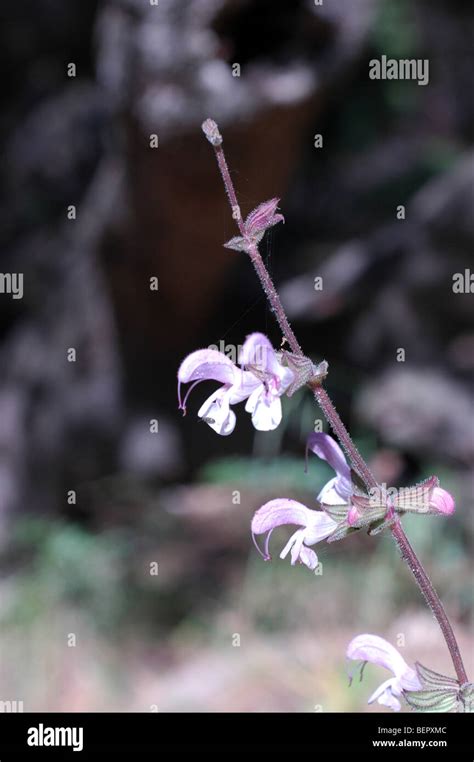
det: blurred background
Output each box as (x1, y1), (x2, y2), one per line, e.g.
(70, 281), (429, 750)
(0, 0), (472, 711)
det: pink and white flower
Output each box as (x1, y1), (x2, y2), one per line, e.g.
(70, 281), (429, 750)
(306, 433), (455, 521)
(239, 333), (294, 431)
(251, 498), (338, 570)
(177, 333), (295, 435)
(347, 634), (422, 711)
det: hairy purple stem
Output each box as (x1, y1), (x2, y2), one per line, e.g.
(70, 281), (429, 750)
(201, 119), (303, 356)
(202, 118), (469, 686)
(391, 519), (468, 685)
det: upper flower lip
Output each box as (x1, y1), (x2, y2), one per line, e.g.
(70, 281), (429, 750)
(347, 633), (422, 711)
(251, 497), (338, 570)
(347, 634), (416, 682)
(177, 348), (256, 412)
(306, 432), (353, 505)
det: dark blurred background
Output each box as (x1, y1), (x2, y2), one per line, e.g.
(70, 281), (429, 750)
(0, 0), (472, 711)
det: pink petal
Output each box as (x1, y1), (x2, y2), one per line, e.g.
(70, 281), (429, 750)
(307, 432), (350, 480)
(347, 505), (360, 526)
(251, 498), (314, 535)
(239, 332), (280, 377)
(429, 487), (455, 515)
(347, 634), (414, 682)
(178, 349), (237, 385)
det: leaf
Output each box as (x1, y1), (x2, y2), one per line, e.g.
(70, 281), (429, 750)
(322, 504), (349, 522)
(415, 662), (459, 690)
(395, 475), (439, 514)
(223, 236), (249, 252)
(404, 688), (459, 713)
(351, 504), (387, 528)
(326, 522), (358, 543)
(367, 517), (395, 536)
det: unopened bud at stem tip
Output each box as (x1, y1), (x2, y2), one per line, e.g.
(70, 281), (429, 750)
(202, 118), (222, 146)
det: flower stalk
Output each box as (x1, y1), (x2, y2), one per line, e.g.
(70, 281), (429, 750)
(201, 118), (469, 688)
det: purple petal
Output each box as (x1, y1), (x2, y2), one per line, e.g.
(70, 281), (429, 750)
(178, 349), (237, 385)
(239, 332), (280, 377)
(307, 432), (351, 480)
(251, 498), (314, 535)
(308, 433), (352, 504)
(346, 634), (414, 682)
(228, 369), (261, 403)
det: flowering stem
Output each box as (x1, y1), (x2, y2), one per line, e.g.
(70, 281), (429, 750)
(247, 242), (303, 356)
(314, 385), (468, 685)
(313, 386), (378, 489)
(390, 519), (468, 685)
(202, 118), (469, 686)
(202, 119), (303, 357)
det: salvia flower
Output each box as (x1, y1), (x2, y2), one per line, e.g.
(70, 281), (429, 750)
(251, 498), (338, 571)
(177, 333), (294, 435)
(306, 433), (455, 536)
(239, 332), (294, 431)
(347, 633), (421, 711)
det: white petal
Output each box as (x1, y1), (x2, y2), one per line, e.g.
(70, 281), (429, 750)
(304, 512), (338, 544)
(280, 528), (305, 564)
(368, 678), (402, 711)
(347, 634), (413, 681)
(277, 365), (296, 392)
(247, 388), (283, 431)
(298, 546), (319, 570)
(229, 370), (260, 403)
(318, 476), (349, 505)
(197, 390), (236, 436)
(244, 385), (262, 414)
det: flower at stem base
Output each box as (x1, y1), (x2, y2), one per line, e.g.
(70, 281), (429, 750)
(347, 634), (421, 711)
